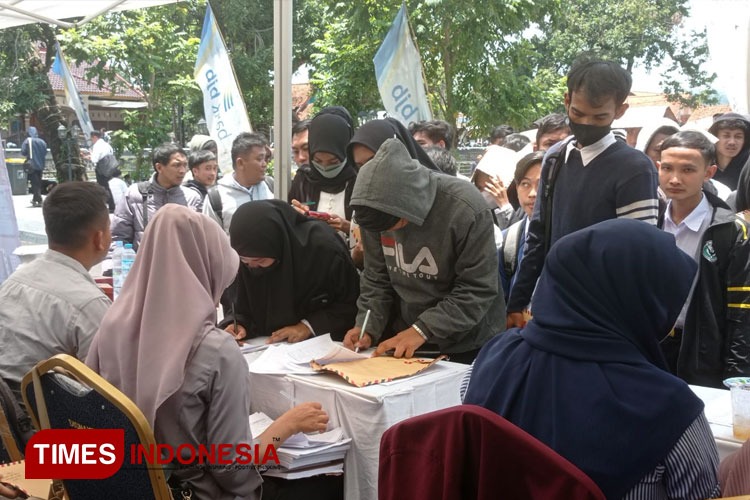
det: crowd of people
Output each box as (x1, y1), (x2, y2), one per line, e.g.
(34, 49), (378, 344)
(2, 56), (750, 499)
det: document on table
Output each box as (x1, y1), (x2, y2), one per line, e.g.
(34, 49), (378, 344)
(0, 460), (52, 498)
(311, 355), (447, 387)
(247, 334), (368, 374)
(240, 343), (269, 354)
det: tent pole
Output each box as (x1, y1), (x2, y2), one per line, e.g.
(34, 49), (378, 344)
(273, 0), (292, 201)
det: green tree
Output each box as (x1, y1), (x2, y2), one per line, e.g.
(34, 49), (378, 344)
(59, 0), (325, 154)
(309, 0), (560, 140)
(309, 0), (716, 139)
(59, 1), (204, 177)
(531, 0), (716, 107)
(0, 24), (86, 181)
(210, 0), (328, 134)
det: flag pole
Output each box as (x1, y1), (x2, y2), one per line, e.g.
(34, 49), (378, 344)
(402, 2), (433, 118)
(205, 0), (253, 131)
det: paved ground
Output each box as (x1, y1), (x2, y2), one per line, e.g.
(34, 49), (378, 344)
(11, 192), (104, 276)
(12, 193), (47, 245)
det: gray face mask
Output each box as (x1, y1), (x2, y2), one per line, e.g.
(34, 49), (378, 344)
(312, 160), (345, 179)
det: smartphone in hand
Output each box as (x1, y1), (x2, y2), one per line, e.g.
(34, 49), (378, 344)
(308, 211), (332, 221)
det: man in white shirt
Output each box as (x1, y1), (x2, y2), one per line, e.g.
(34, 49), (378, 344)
(84, 130), (116, 212)
(0, 182), (112, 406)
(658, 130), (750, 387)
(203, 132), (274, 233)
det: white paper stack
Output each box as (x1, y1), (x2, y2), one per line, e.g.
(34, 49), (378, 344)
(262, 462), (344, 480)
(250, 412), (351, 478)
(247, 334), (368, 375)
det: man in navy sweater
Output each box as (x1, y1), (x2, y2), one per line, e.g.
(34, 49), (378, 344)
(507, 59), (659, 327)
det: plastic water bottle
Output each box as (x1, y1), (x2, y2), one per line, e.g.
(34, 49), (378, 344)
(112, 241), (124, 299)
(120, 244), (136, 290)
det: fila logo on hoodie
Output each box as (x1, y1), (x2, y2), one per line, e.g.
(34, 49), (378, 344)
(381, 236), (438, 280)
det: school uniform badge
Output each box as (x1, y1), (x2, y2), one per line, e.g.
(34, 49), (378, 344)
(702, 240), (717, 263)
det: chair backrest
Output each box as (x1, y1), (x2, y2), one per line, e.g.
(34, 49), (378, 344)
(21, 354), (171, 500)
(379, 404), (606, 500)
(0, 378), (27, 463)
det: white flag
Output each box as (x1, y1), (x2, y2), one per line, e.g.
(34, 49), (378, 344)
(195, 5), (252, 173)
(51, 43), (94, 144)
(373, 4), (432, 126)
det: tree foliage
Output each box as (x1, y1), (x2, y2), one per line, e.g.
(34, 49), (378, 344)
(531, 0), (716, 107)
(0, 27), (50, 119)
(0, 24), (88, 181)
(0, 0), (719, 162)
(59, 1), (204, 173)
(309, 0), (559, 137)
(309, 0), (716, 139)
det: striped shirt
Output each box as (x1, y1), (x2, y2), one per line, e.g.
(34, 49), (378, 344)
(460, 368), (720, 499)
(623, 414), (720, 500)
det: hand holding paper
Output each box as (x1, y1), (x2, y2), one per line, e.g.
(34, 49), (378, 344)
(268, 322), (313, 344)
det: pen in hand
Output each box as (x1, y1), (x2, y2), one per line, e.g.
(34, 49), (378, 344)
(354, 309), (371, 354)
(231, 303), (241, 344)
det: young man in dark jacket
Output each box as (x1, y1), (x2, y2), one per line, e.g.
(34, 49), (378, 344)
(658, 131), (750, 388)
(20, 126), (47, 207)
(184, 149), (218, 211)
(342, 138), (505, 364)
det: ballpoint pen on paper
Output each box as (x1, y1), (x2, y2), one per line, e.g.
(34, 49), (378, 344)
(354, 309), (371, 354)
(231, 302), (240, 343)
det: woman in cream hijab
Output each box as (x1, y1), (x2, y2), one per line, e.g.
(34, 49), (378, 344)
(87, 205), (331, 500)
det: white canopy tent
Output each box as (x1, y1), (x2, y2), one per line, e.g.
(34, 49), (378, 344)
(0, 1), (183, 29)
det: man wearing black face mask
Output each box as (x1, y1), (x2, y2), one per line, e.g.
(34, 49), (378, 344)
(506, 58), (659, 328)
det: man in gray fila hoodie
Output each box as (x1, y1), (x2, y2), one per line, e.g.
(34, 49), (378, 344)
(342, 138), (505, 363)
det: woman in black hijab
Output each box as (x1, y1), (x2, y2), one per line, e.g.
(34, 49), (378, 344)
(346, 118), (439, 171)
(288, 106), (357, 237)
(221, 199), (359, 343)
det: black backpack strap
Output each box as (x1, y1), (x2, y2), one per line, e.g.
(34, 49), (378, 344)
(503, 222), (522, 279)
(137, 181), (153, 229)
(542, 138), (576, 255)
(208, 186), (223, 224)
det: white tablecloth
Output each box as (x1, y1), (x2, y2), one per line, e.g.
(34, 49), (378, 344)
(245, 345), (469, 500)
(690, 385), (744, 460)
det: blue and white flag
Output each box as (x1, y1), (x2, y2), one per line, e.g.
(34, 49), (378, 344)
(195, 5), (252, 173)
(373, 4), (432, 126)
(52, 43), (94, 144)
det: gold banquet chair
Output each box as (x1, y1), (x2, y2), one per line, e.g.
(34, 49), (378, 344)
(21, 354), (171, 500)
(0, 377), (28, 463)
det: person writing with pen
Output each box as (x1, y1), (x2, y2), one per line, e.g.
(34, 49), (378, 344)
(86, 205), (343, 500)
(342, 138), (505, 364)
(221, 199), (360, 344)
